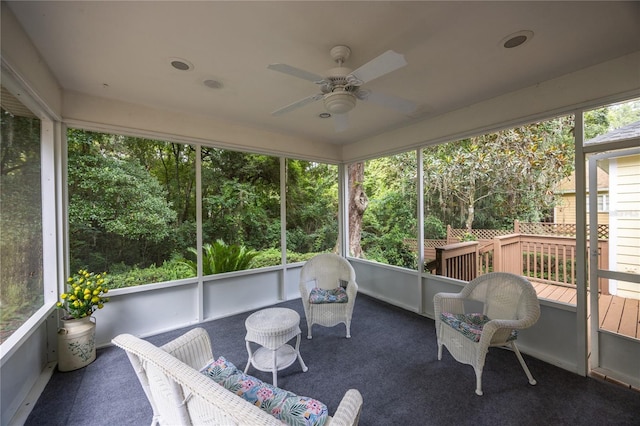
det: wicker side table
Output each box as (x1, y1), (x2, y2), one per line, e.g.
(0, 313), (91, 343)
(244, 307), (308, 387)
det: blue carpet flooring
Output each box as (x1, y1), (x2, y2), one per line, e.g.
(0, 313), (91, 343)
(25, 294), (640, 425)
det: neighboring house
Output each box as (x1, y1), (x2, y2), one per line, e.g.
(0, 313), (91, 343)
(554, 167), (610, 226)
(586, 120), (640, 299)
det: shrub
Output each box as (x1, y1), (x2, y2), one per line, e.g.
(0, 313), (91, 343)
(181, 240), (258, 275)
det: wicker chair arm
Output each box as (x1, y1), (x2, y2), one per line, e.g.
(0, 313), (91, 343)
(487, 317), (537, 331)
(328, 389), (363, 426)
(478, 316), (537, 348)
(433, 293), (466, 316)
(160, 327), (214, 370)
(346, 280), (358, 299)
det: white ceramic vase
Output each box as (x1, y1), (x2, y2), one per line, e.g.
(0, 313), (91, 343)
(57, 316), (97, 372)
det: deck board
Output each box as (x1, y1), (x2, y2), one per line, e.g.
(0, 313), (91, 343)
(602, 295), (625, 332)
(619, 297), (639, 339)
(535, 284), (638, 341)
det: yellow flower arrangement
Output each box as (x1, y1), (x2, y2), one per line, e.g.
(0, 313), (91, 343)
(57, 269), (110, 319)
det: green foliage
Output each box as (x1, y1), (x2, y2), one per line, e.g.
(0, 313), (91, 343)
(107, 258), (193, 289)
(250, 248), (317, 268)
(424, 215), (446, 239)
(523, 252), (574, 284)
(201, 149), (281, 251)
(68, 153), (176, 242)
(63, 103), (639, 290)
(361, 227), (417, 269)
(360, 154), (418, 268)
(181, 240), (259, 275)
(460, 232), (477, 242)
(66, 130), (341, 289)
(67, 130), (179, 272)
(285, 160), (339, 253)
(1, 108), (44, 343)
(423, 116), (575, 230)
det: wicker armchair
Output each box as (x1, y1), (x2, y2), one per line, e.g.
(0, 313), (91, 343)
(433, 272), (540, 396)
(300, 253), (358, 339)
(112, 327), (363, 425)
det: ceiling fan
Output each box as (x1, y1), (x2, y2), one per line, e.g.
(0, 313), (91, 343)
(267, 45), (417, 132)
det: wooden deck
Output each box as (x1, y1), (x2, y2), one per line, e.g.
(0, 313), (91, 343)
(532, 281), (640, 340)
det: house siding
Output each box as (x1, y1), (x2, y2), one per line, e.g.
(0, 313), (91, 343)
(612, 154), (640, 299)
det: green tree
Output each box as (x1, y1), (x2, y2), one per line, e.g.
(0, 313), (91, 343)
(68, 132), (177, 272)
(423, 117), (574, 230)
(358, 152), (418, 267)
(201, 148), (281, 251)
(286, 160), (339, 254)
(1, 107), (43, 341)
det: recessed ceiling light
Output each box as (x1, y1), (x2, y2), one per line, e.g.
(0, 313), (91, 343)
(203, 79), (223, 89)
(169, 57), (194, 71)
(319, 112), (331, 118)
(501, 30), (534, 49)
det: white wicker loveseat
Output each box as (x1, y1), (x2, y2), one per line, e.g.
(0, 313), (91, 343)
(112, 327), (363, 426)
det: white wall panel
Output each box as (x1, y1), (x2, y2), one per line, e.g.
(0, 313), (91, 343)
(598, 332), (640, 388)
(203, 271), (281, 320)
(351, 259), (420, 313)
(284, 265), (304, 301)
(93, 283), (199, 346)
(1, 321), (49, 426)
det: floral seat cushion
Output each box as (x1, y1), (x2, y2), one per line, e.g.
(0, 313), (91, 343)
(309, 287), (348, 304)
(202, 357), (328, 426)
(440, 312), (518, 343)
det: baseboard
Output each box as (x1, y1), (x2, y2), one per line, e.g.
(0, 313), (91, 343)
(8, 361), (57, 426)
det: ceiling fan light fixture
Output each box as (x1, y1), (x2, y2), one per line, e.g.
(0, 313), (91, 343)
(323, 90), (356, 114)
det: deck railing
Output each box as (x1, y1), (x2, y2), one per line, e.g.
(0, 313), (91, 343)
(423, 232), (609, 294)
(433, 241), (477, 282)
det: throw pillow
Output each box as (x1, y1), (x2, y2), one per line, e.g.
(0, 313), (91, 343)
(200, 356), (240, 383)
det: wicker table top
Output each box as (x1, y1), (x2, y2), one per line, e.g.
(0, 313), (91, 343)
(244, 307), (301, 350)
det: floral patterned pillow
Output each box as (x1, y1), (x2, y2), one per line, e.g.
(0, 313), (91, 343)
(309, 287), (348, 304)
(200, 356), (240, 382)
(201, 359), (328, 426)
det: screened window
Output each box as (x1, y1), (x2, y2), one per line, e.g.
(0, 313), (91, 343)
(352, 152), (418, 269)
(67, 130), (196, 288)
(200, 148), (281, 272)
(422, 116), (576, 289)
(0, 89), (44, 344)
(285, 159), (339, 262)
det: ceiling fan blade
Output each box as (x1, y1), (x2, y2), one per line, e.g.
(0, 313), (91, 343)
(333, 113), (349, 133)
(348, 50), (407, 84)
(361, 90), (417, 114)
(271, 93), (323, 116)
(267, 63), (325, 83)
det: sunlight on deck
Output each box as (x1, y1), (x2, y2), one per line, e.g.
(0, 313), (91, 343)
(532, 282), (640, 340)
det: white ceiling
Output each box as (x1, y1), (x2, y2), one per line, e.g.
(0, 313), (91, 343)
(6, 1), (640, 146)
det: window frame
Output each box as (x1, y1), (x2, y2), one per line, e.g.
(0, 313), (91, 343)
(0, 69), (60, 358)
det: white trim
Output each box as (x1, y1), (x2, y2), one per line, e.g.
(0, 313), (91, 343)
(0, 304), (55, 366)
(195, 144), (204, 322)
(608, 159), (619, 294)
(280, 156), (287, 300)
(417, 148), (425, 313)
(339, 163), (348, 256)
